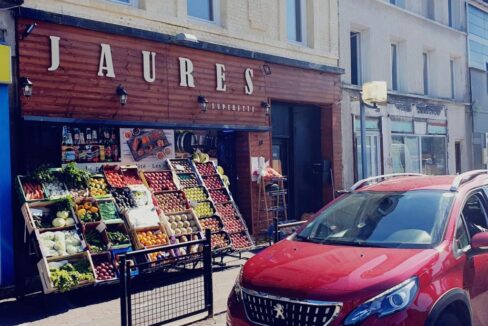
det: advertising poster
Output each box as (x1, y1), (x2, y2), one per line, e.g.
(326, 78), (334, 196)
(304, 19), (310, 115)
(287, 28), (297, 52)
(120, 128), (175, 170)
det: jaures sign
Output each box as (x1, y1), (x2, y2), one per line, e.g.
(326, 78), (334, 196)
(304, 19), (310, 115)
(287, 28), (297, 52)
(18, 19), (267, 126)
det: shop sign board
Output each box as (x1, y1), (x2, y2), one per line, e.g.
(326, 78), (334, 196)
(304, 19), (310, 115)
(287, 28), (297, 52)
(0, 44), (12, 84)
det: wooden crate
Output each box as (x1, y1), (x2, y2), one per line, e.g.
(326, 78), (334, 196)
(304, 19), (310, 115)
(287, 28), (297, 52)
(16, 175), (46, 202)
(35, 228), (87, 258)
(37, 251), (96, 294)
(22, 199), (78, 234)
(106, 222), (132, 250)
(96, 197), (123, 224)
(162, 209), (203, 237)
(131, 224), (170, 250)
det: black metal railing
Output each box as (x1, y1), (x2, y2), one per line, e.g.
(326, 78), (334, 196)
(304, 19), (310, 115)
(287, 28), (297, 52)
(120, 229), (213, 326)
(272, 218), (307, 244)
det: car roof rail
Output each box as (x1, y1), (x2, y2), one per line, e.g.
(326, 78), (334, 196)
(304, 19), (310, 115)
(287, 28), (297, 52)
(450, 170), (488, 192)
(350, 173), (425, 191)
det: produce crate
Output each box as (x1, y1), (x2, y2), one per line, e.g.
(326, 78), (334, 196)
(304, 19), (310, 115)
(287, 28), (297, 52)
(208, 188), (231, 204)
(199, 215), (224, 234)
(210, 231), (231, 251)
(220, 214), (247, 233)
(37, 251), (96, 294)
(106, 222), (132, 249)
(176, 173), (201, 188)
(110, 187), (137, 211)
(194, 161), (218, 177)
(201, 174), (225, 190)
(16, 175), (46, 202)
(132, 225), (170, 250)
(172, 232), (204, 257)
(42, 173), (70, 200)
(194, 200), (216, 219)
(91, 252), (118, 282)
(183, 186), (210, 203)
(167, 158), (196, 174)
(82, 222), (110, 254)
(113, 252), (139, 278)
(124, 206), (161, 229)
(103, 165), (126, 188)
(22, 199), (78, 234)
(140, 170), (179, 192)
(36, 228), (87, 258)
(129, 184), (154, 208)
(163, 210), (202, 237)
(74, 197), (102, 224)
(121, 165), (143, 186)
(229, 231), (254, 251)
(96, 198), (123, 224)
(154, 190), (190, 214)
(88, 174), (111, 198)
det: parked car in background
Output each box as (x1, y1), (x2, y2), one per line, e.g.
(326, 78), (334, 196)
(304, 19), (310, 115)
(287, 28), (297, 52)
(228, 171), (488, 325)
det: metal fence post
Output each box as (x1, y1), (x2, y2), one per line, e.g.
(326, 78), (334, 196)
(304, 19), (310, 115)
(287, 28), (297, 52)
(126, 260), (132, 326)
(203, 229), (214, 318)
(273, 218), (279, 244)
(120, 255), (127, 326)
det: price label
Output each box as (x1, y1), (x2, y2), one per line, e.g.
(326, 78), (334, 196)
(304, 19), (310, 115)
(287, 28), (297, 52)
(96, 222), (107, 233)
(175, 164), (185, 171)
(189, 200), (198, 208)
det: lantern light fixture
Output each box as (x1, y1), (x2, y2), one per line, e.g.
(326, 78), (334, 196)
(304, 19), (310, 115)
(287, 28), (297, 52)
(198, 95), (208, 112)
(116, 84), (128, 106)
(262, 64), (272, 76)
(20, 77), (33, 97)
(261, 101), (271, 115)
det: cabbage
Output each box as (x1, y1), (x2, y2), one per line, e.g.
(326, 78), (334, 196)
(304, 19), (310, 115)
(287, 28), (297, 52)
(56, 211), (69, 220)
(41, 231), (55, 241)
(66, 245), (79, 255)
(65, 218), (75, 226)
(52, 218), (66, 228)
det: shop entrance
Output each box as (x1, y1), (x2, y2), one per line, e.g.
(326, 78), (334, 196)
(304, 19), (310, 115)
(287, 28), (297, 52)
(271, 103), (324, 220)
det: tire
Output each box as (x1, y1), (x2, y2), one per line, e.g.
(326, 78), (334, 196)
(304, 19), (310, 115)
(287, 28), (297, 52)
(434, 312), (464, 326)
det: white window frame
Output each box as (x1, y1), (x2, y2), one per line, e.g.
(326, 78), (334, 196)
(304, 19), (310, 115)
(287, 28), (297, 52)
(187, 0), (221, 25)
(107, 0), (138, 7)
(355, 132), (382, 180)
(287, 0), (307, 46)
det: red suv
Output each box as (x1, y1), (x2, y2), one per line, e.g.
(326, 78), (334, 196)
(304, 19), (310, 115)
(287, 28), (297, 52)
(227, 172), (488, 326)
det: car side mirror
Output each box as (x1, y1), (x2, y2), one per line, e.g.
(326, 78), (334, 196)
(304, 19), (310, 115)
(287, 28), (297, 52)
(471, 232), (488, 250)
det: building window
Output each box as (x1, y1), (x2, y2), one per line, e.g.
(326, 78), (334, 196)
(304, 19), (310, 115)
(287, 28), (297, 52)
(391, 43), (399, 91)
(448, 0), (453, 27)
(354, 117), (381, 179)
(350, 32), (361, 86)
(450, 59), (455, 99)
(188, 0), (219, 23)
(423, 52), (429, 95)
(389, 0), (405, 8)
(425, 0), (435, 20)
(109, 0), (137, 6)
(287, 0), (307, 44)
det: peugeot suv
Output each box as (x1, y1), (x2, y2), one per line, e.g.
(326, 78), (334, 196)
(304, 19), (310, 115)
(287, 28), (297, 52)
(227, 172), (488, 326)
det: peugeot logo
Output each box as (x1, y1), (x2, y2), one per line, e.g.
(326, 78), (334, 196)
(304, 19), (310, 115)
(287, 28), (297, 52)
(273, 303), (285, 320)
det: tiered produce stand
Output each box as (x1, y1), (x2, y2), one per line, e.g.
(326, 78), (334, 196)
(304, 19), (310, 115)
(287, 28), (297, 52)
(17, 160), (254, 294)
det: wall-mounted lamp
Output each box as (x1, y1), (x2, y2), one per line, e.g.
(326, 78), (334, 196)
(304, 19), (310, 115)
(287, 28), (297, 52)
(262, 64), (272, 76)
(20, 77), (33, 97)
(22, 23), (37, 39)
(261, 101), (271, 115)
(198, 95), (208, 112)
(116, 85), (128, 105)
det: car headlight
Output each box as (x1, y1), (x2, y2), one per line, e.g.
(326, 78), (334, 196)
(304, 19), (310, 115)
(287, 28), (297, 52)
(233, 267), (243, 302)
(344, 277), (419, 325)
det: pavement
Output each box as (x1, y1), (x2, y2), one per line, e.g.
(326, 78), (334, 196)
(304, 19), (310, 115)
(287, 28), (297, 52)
(0, 252), (253, 326)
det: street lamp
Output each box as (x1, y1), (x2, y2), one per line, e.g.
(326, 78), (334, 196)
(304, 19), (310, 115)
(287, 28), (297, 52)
(360, 81), (387, 179)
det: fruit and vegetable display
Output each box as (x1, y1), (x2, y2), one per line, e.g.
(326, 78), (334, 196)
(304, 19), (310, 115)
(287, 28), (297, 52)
(147, 250), (172, 262)
(194, 201), (214, 218)
(98, 200), (120, 222)
(131, 188), (151, 207)
(104, 168), (125, 188)
(136, 229), (169, 248)
(75, 198), (100, 223)
(84, 228), (108, 253)
(174, 234), (202, 256)
(215, 202), (239, 219)
(202, 175), (224, 190)
(39, 230), (84, 257)
(221, 215), (246, 233)
(154, 191), (188, 213)
(191, 152), (210, 164)
(166, 212), (200, 235)
(89, 176), (109, 197)
(169, 159), (194, 174)
(229, 232), (252, 249)
(122, 169), (143, 185)
(59, 163), (91, 197)
(143, 171), (177, 192)
(111, 188), (137, 210)
(107, 228), (131, 248)
(20, 178), (45, 201)
(199, 216), (223, 233)
(209, 189), (230, 204)
(195, 162), (215, 176)
(28, 200), (76, 230)
(126, 206), (160, 228)
(94, 260), (116, 281)
(211, 232), (231, 250)
(177, 173), (200, 188)
(183, 187), (208, 202)
(48, 258), (95, 292)
(43, 179), (70, 199)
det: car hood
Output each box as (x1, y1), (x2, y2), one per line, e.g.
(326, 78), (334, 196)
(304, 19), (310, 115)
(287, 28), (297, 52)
(242, 239), (440, 302)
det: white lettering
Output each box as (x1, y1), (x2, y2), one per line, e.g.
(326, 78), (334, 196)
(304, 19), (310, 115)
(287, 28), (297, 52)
(142, 51), (156, 83)
(215, 63), (227, 91)
(244, 68), (254, 95)
(179, 57), (195, 87)
(48, 36), (60, 72)
(98, 43), (115, 78)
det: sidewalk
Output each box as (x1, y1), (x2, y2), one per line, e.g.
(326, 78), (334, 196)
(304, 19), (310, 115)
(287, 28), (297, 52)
(0, 253), (251, 326)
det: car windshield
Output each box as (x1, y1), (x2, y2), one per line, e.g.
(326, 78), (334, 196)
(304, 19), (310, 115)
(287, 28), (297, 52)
(296, 190), (454, 248)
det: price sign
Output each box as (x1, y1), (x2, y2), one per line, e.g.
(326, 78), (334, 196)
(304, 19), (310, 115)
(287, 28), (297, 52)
(96, 222), (107, 233)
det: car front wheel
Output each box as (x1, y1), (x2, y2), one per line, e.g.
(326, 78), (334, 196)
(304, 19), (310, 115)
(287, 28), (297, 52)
(434, 311), (464, 326)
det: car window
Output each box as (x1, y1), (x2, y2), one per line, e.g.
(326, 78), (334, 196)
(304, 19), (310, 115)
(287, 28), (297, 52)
(462, 194), (488, 237)
(454, 216), (470, 256)
(296, 190), (454, 248)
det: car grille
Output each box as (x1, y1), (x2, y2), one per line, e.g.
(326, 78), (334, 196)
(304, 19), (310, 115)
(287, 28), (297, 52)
(242, 288), (342, 326)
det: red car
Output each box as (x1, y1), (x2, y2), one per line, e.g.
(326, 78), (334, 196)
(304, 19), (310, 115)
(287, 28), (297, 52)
(227, 172), (488, 326)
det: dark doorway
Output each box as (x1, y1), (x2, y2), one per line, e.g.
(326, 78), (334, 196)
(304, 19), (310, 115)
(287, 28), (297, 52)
(272, 102), (324, 220)
(455, 141), (462, 174)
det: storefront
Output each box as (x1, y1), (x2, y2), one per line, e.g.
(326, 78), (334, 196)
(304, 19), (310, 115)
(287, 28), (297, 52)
(7, 9), (343, 291)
